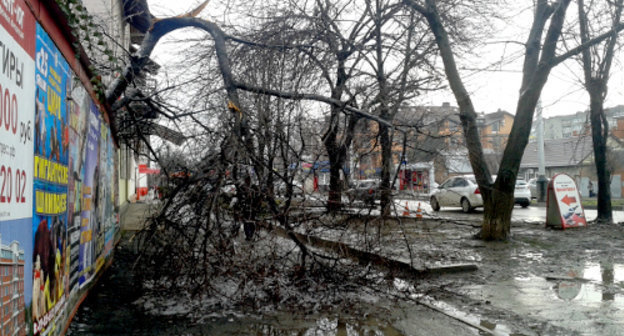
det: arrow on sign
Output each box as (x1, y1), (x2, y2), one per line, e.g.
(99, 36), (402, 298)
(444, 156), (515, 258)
(561, 195), (577, 206)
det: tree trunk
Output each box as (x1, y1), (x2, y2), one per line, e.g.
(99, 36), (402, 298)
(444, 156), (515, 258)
(588, 88), (613, 223)
(324, 107), (342, 212)
(481, 188), (514, 240)
(379, 123), (393, 216)
(327, 153), (343, 212)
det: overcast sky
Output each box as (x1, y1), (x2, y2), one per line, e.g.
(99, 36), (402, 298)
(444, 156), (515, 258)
(147, 0), (624, 119)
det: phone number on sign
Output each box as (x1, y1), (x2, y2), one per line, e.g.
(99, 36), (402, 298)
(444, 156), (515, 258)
(0, 165), (27, 204)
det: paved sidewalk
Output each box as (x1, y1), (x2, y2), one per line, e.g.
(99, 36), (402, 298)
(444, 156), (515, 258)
(119, 202), (159, 231)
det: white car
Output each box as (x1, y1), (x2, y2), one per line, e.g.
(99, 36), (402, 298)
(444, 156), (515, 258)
(528, 177), (550, 199)
(514, 179), (531, 208)
(430, 176), (483, 213)
(492, 175), (532, 207)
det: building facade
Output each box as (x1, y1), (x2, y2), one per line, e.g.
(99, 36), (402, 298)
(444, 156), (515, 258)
(0, 238), (25, 336)
(534, 105), (624, 140)
(352, 103), (515, 185)
(478, 109), (515, 152)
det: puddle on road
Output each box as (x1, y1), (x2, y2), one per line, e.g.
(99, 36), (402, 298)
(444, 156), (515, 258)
(413, 295), (513, 336)
(199, 315), (405, 335)
(463, 262), (624, 335)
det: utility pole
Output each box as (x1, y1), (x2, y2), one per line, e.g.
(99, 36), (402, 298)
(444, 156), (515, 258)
(536, 100), (548, 202)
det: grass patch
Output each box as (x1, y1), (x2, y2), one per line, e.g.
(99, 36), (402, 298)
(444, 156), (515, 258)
(581, 198), (624, 208)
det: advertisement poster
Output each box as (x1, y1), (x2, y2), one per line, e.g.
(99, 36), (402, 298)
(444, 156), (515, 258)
(78, 101), (100, 288)
(546, 174), (587, 229)
(0, 0), (36, 334)
(32, 23), (70, 335)
(99, 127), (116, 262)
(67, 80), (89, 296)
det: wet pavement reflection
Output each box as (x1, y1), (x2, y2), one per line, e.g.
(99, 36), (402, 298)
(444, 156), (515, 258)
(462, 261), (624, 335)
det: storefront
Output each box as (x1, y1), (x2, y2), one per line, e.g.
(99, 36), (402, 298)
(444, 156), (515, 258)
(398, 162), (435, 194)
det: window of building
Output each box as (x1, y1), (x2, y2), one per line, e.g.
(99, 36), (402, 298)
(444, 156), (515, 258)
(491, 122), (500, 133)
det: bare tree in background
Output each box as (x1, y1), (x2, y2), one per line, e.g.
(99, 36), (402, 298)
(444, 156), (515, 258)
(360, 0), (440, 215)
(578, 0), (624, 224)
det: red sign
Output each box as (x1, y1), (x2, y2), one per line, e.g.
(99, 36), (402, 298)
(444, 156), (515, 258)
(546, 174), (587, 229)
(138, 164), (160, 175)
(0, 0), (36, 56)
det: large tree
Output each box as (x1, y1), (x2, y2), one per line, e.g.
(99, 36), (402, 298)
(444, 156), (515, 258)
(405, 0), (624, 240)
(578, 0), (624, 224)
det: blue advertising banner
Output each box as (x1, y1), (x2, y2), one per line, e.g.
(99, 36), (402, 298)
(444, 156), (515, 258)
(99, 125), (116, 263)
(32, 23), (70, 335)
(67, 81), (89, 297)
(78, 101), (100, 288)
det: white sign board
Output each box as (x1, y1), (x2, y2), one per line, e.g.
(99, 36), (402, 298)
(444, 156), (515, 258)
(0, 0), (35, 221)
(546, 174), (587, 229)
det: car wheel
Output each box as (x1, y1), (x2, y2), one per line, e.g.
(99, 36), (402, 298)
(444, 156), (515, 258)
(430, 196), (440, 211)
(521, 201), (530, 208)
(461, 198), (472, 213)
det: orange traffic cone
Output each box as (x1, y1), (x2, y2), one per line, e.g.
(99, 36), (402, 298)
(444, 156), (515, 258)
(416, 202), (423, 220)
(403, 201), (410, 216)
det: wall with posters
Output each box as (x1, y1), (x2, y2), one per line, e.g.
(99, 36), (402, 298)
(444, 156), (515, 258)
(0, 1), (120, 335)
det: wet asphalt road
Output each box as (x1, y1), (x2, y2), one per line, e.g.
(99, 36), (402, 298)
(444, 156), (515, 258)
(409, 201), (624, 223)
(314, 194), (624, 224)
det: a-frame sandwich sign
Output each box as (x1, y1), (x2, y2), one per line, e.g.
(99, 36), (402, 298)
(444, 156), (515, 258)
(546, 174), (587, 229)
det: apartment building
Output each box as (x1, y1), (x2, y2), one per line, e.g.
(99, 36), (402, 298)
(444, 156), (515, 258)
(352, 103), (515, 183)
(535, 105), (624, 140)
(0, 238), (25, 336)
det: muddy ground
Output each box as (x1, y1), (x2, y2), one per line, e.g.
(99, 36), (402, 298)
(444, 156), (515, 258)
(67, 211), (624, 335)
(370, 217), (624, 336)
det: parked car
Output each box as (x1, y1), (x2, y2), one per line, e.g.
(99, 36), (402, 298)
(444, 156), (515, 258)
(491, 175), (532, 207)
(346, 179), (380, 204)
(514, 179), (531, 208)
(275, 180), (304, 197)
(528, 177), (550, 199)
(430, 176), (483, 213)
